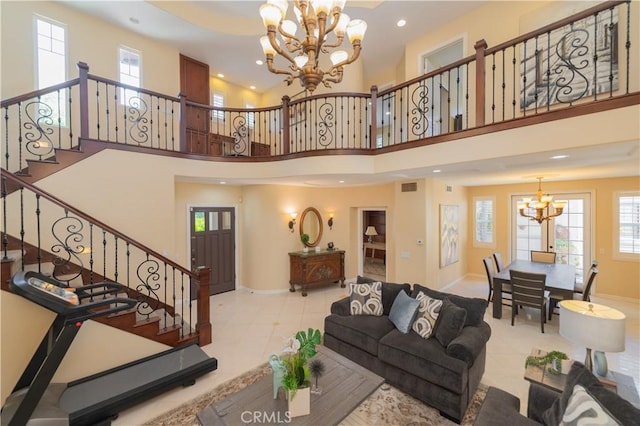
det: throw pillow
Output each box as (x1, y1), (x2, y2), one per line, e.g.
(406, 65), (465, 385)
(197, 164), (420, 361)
(411, 284), (486, 327)
(388, 291), (420, 334)
(559, 384), (619, 425)
(542, 362), (640, 426)
(357, 276), (411, 316)
(435, 299), (467, 347)
(349, 282), (383, 316)
(412, 291), (443, 339)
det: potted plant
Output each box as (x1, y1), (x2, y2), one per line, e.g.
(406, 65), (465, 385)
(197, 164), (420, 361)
(281, 328), (321, 417)
(525, 350), (570, 375)
(301, 233), (310, 252)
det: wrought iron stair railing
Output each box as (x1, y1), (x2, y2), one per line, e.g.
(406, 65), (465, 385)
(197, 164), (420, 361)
(1, 169), (212, 346)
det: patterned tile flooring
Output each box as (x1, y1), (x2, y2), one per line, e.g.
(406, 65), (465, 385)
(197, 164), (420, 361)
(114, 276), (640, 425)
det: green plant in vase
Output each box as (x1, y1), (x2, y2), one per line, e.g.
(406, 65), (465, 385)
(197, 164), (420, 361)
(281, 328), (321, 398)
(300, 233), (310, 250)
(525, 350), (569, 375)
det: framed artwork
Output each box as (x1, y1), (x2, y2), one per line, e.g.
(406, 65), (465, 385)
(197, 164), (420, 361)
(440, 205), (460, 268)
(520, 8), (618, 110)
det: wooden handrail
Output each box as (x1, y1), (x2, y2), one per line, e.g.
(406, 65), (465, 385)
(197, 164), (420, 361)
(1, 169), (195, 279)
(0, 79), (79, 108)
(87, 74), (181, 102)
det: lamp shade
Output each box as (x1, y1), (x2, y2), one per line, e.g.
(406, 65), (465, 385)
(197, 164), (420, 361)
(559, 300), (626, 353)
(364, 226), (378, 236)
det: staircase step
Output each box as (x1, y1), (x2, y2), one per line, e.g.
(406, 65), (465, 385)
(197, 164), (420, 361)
(132, 316), (162, 339)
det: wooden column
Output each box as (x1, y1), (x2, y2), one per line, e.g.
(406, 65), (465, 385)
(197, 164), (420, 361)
(474, 39), (488, 127)
(282, 95), (290, 155)
(369, 85), (378, 148)
(77, 62), (89, 141)
(196, 266), (212, 345)
(179, 92), (188, 153)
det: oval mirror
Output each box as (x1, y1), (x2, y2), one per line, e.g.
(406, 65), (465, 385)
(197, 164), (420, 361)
(299, 207), (323, 248)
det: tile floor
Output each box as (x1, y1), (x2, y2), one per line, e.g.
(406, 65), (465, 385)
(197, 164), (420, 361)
(114, 276), (640, 425)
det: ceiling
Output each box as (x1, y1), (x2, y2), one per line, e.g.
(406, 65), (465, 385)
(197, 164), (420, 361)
(59, 1), (639, 188)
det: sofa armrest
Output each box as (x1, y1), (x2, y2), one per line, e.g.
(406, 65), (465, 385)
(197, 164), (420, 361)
(474, 387), (540, 426)
(445, 321), (491, 367)
(527, 383), (560, 423)
(330, 297), (351, 316)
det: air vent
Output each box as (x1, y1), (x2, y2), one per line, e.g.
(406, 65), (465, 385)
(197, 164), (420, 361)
(446, 185), (453, 192)
(401, 182), (417, 192)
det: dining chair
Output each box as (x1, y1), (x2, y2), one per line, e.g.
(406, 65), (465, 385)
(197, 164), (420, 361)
(492, 252), (505, 273)
(549, 266), (599, 320)
(483, 256), (513, 306)
(530, 250), (556, 263)
(572, 260), (598, 300)
(509, 269), (549, 333)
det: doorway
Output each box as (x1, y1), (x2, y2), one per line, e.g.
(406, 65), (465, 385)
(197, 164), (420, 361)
(189, 206), (236, 296)
(361, 209), (387, 281)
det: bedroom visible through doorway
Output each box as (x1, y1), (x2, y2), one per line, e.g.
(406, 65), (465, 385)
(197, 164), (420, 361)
(362, 210), (386, 281)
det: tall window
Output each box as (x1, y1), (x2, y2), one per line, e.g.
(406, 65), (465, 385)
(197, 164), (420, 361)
(474, 197), (495, 247)
(119, 47), (141, 105)
(212, 92), (225, 120)
(36, 17), (67, 126)
(616, 192), (640, 257)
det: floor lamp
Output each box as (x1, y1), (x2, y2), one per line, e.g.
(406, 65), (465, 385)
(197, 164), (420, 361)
(559, 300), (626, 377)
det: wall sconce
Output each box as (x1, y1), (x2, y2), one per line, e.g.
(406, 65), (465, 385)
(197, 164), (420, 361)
(288, 212), (297, 233)
(328, 213), (334, 230)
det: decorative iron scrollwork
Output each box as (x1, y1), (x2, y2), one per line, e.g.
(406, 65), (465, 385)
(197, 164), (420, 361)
(317, 102), (334, 147)
(232, 115), (248, 155)
(410, 83), (430, 136)
(51, 213), (84, 284)
(554, 28), (590, 104)
(127, 96), (149, 145)
(136, 257), (161, 318)
(24, 100), (55, 159)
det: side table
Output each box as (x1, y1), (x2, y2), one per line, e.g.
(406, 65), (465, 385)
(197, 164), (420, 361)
(524, 348), (640, 409)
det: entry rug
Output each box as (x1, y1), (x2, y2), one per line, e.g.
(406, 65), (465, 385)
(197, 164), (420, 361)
(144, 364), (487, 426)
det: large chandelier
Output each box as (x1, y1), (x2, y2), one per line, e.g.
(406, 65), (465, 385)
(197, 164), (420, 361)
(517, 177), (567, 224)
(259, 0), (367, 92)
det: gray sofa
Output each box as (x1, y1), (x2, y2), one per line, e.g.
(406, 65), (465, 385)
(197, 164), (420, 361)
(324, 278), (491, 423)
(474, 362), (640, 425)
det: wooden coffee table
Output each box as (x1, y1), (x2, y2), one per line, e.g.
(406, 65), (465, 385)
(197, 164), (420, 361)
(196, 346), (384, 425)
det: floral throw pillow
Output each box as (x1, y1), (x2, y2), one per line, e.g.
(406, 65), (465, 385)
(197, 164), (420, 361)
(349, 282), (383, 316)
(412, 291), (443, 339)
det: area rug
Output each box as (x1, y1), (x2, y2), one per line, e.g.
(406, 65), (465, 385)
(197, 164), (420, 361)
(144, 363), (487, 426)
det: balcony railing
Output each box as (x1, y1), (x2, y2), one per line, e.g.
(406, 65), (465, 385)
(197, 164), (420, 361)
(1, 0), (637, 175)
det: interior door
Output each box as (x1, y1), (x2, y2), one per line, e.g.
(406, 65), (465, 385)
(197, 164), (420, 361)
(180, 54), (211, 154)
(511, 192), (592, 286)
(190, 207), (235, 296)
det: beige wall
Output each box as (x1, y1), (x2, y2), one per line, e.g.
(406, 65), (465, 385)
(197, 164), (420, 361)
(467, 176), (640, 300)
(1, 1), (180, 99)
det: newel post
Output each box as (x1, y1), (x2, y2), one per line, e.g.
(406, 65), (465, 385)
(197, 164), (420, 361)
(77, 62), (90, 141)
(369, 85), (378, 148)
(474, 39), (488, 127)
(196, 266), (212, 345)
(282, 95), (290, 155)
(178, 92), (188, 153)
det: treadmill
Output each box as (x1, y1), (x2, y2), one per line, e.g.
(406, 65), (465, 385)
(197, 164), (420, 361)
(2, 271), (218, 426)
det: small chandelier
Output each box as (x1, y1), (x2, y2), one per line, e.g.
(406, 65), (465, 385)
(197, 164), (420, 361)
(517, 177), (567, 224)
(259, 0), (367, 92)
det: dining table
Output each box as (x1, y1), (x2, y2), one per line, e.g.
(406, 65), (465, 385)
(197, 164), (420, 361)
(492, 259), (576, 319)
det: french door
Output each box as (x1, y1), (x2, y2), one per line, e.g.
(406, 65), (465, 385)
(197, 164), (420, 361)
(511, 192), (592, 285)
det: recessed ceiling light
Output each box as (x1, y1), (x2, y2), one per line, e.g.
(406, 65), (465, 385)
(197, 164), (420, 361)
(220, 181), (226, 185)
(129, 17), (139, 24)
(339, 180), (345, 184)
(397, 19), (406, 27)
(256, 60), (264, 65)
(249, 85), (256, 90)
(433, 169), (441, 173)
(217, 73), (224, 78)
(551, 154), (569, 159)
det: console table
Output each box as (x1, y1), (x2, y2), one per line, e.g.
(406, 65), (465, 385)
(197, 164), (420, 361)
(289, 249), (345, 296)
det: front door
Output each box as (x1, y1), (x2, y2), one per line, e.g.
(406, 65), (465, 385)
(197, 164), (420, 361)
(190, 207), (235, 296)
